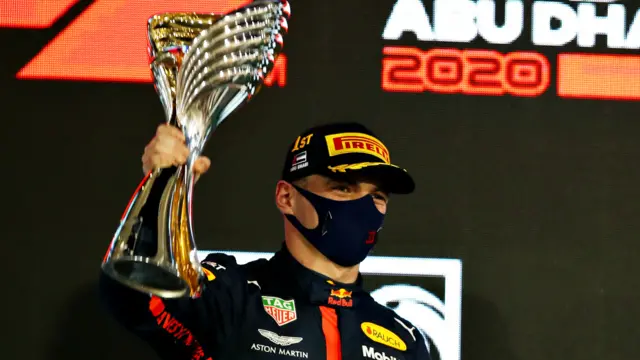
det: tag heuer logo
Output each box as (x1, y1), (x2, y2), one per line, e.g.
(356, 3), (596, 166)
(262, 296), (297, 326)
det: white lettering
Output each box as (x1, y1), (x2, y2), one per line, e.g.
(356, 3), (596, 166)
(383, 0), (640, 50)
(576, 3), (626, 48)
(290, 162), (309, 172)
(363, 345), (376, 358)
(532, 1), (577, 46)
(251, 343), (277, 353)
(362, 345), (397, 360)
(382, 0), (434, 41)
(278, 348), (310, 358)
(626, 9), (640, 48)
(433, 0), (477, 42)
(476, 0), (524, 44)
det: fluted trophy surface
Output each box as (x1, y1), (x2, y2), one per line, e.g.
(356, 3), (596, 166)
(101, 0), (291, 298)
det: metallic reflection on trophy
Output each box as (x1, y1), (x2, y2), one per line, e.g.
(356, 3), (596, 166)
(101, 0), (291, 298)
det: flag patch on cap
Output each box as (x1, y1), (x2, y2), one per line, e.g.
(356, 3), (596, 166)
(290, 151), (308, 172)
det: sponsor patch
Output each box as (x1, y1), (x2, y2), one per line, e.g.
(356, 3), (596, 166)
(362, 345), (398, 360)
(258, 329), (303, 346)
(262, 296), (297, 326)
(361, 322), (407, 351)
(328, 288), (353, 307)
(250, 343), (309, 358)
(325, 132), (390, 164)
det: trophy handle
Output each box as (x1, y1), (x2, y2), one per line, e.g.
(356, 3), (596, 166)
(101, 165), (202, 298)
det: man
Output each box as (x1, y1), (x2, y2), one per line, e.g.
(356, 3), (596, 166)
(100, 122), (431, 360)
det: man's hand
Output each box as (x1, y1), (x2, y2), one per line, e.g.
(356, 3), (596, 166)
(142, 124), (211, 180)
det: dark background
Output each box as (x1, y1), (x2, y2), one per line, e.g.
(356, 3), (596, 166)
(3, 1), (640, 359)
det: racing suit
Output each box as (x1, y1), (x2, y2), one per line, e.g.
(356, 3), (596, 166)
(100, 245), (431, 360)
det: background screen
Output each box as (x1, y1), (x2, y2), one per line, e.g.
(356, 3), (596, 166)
(3, 1), (639, 360)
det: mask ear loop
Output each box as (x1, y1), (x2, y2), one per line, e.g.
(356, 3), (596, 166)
(288, 184), (329, 233)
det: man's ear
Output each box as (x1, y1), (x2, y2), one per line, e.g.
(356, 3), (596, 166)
(275, 180), (295, 215)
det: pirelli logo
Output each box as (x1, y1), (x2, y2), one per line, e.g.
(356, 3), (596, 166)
(326, 133), (390, 164)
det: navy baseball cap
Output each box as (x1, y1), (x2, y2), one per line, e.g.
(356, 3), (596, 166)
(281, 122), (415, 194)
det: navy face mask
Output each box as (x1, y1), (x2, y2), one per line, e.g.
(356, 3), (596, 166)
(285, 185), (385, 267)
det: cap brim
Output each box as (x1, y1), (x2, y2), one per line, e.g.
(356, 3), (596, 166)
(324, 163), (415, 194)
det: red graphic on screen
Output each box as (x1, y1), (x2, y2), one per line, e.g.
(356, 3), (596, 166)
(382, 46), (550, 98)
(557, 53), (640, 101)
(0, 0), (78, 28)
(263, 54), (287, 87)
(12, 0), (282, 83)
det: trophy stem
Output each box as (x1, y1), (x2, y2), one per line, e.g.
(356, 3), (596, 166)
(170, 165), (202, 296)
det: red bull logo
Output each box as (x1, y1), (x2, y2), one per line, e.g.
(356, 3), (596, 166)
(330, 288), (353, 299)
(328, 288), (354, 307)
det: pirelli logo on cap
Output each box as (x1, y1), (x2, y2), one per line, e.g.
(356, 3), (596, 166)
(325, 133), (390, 164)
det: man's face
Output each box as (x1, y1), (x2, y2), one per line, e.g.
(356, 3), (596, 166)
(286, 174), (389, 229)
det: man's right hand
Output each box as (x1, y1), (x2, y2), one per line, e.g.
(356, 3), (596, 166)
(142, 124), (211, 178)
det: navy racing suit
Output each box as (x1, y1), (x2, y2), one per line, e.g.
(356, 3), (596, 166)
(99, 246), (431, 360)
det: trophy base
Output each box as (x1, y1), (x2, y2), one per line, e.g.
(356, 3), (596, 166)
(104, 259), (190, 298)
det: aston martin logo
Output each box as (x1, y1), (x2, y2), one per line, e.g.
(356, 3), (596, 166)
(258, 329), (303, 347)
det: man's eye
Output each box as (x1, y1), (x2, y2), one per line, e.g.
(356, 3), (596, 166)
(373, 193), (388, 202)
(334, 186), (350, 193)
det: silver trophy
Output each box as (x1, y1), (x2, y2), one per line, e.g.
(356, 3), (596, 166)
(101, 0), (291, 298)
